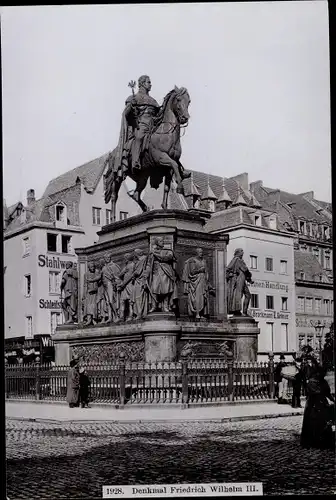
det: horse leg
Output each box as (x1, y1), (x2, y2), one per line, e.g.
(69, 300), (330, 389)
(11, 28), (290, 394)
(127, 175), (149, 212)
(161, 174), (172, 209)
(157, 153), (184, 194)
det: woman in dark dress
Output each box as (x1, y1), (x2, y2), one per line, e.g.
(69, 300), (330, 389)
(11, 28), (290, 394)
(300, 359), (335, 450)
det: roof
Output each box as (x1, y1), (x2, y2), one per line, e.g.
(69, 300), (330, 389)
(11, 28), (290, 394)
(204, 206), (279, 233)
(43, 153), (109, 197)
(294, 250), (332, 284)
(253, 184), (332, 227)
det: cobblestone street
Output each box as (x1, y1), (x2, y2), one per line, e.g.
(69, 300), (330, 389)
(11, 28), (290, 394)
(6, 416), (334, 498)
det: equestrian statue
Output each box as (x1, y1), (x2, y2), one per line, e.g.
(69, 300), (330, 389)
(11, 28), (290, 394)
(104, 75), (191, 221)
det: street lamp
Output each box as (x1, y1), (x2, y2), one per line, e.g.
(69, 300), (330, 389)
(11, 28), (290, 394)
(314, 322), (325, 364)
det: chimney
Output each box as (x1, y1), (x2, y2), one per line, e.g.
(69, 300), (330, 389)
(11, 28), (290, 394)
(27, 189), (35, 206)
(299, 191), (314, 201)
(250, 180), (263, 194)
(229, 173), (249, 191)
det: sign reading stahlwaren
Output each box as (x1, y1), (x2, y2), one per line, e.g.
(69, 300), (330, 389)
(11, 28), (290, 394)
(38, 254), (77, 270)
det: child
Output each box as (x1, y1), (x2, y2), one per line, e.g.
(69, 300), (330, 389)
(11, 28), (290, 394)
(79, 367), (91, 408)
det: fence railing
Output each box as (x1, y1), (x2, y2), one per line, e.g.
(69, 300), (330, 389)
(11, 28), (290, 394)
(5, 353), (298, 406)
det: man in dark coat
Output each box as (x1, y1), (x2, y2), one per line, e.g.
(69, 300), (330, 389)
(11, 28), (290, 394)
(291, 353), (304, 408)
(66, 359), (80, 408)
(274, 354), (287, 403)
(79, 368), (91, 408)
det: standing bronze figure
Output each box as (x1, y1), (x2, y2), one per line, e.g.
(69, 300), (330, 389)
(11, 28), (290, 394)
(104, 75), (191, 221)
(182, 248), (214, 320)
(60, 262), (78, 324)
(226, 248), (253, 316)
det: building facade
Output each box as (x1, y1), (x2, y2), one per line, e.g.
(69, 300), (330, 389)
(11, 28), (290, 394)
(4, 154), (141, 343)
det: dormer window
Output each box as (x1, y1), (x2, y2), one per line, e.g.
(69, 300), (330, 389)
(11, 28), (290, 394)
(56, 204), (66, 224)
(300, 272), (305, 280)
(299, 220), (306, 234)
(254, 215), (261, 226)
(209, 200), (215, 212)
(194, 198), (200, 209)
(269, 216), (277, 230)
(323, 226), (330, 239)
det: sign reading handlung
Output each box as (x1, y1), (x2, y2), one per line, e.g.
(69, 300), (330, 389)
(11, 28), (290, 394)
(38, 254), (77, 269)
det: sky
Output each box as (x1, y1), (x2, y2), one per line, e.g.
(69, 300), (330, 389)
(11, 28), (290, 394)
(1, 1), (331, 207)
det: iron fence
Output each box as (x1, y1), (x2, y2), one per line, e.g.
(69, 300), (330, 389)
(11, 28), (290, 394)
(5, 354), (294, 406)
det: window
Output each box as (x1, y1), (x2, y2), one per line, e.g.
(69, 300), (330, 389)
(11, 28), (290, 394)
(299, 272), (305, 280)
(251, 294), (259, 309)
(23, 236), (31, 256)
(106, 209), (112, 225)
(250, 255), (258, 269)
(92, 207), (101, 225)
(269, 217), (277, 230)
(280, 260), (288, 274)
(312, 224), (319, 238)
(280, 323), (289, 351)
(323, 299), (331, 315)
(47, 233), (58, 252)
(61, 235), (72, 254)
(265, 257), (273, 272)
(50, 312), (62, 335)
(313, 247), (320, 260)
(254, 215), (261, 226)
(323, 226), (330, 239)
(331, 300), (334, 315)
(119, 211), (128, 220)
(266, 295), (274, 310)
(266, 322), (274, 352)
(324, 254), (331, 270)
(297, 296), (305, 312)
(281, 297), (288, 311)
(26, 316), (33, 339)
(299, 221), (305, 234)
(306, 298), (313, 313)
(56, 205), (65, 223)
(49, 271), (60, 294)
(315, 299), (321, 314)
(24, 274), (31, 297)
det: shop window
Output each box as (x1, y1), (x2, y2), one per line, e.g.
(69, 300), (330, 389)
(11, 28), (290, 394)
(47, 233), (58, 253)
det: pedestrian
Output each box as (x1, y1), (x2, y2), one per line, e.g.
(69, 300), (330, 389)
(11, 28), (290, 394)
(300, 360), (335, 449)
(79, 367), (91, 408)
(274, 354), (288, 404)
(291, 353), (303, 408)
(66, 359), (80, 408)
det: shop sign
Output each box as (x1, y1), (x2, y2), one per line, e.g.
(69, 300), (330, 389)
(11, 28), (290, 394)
(39, 299), (62, 309)
(296, 317), (333, 328)
(248, 309), (290, 320)
(250, 280), (289, 293)
(38, 254), (77, 270)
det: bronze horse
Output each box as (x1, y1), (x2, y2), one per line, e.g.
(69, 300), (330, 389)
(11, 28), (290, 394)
(104, 86), (191, 221)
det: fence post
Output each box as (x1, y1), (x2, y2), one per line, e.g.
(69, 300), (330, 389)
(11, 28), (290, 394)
(181, 354), (189, 407)
(119, 353), (126, 408)
(268, 352), (275, 399)
(35, 357), (41, 401)
(227, 352), (234, 401)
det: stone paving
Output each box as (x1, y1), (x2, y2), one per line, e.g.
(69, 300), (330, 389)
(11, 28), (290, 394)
(6, 416), (335, 498)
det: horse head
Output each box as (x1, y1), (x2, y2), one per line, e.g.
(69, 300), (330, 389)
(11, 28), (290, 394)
(172, 86), (191, 125)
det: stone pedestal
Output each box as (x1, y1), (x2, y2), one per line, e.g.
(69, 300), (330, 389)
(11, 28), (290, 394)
(142, 312), (179, 362)
(55, 341), (70, 365)
(228, 316), (260, 362)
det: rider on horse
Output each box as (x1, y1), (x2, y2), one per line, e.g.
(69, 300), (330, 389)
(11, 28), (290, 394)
(121, 75), (190, 179)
